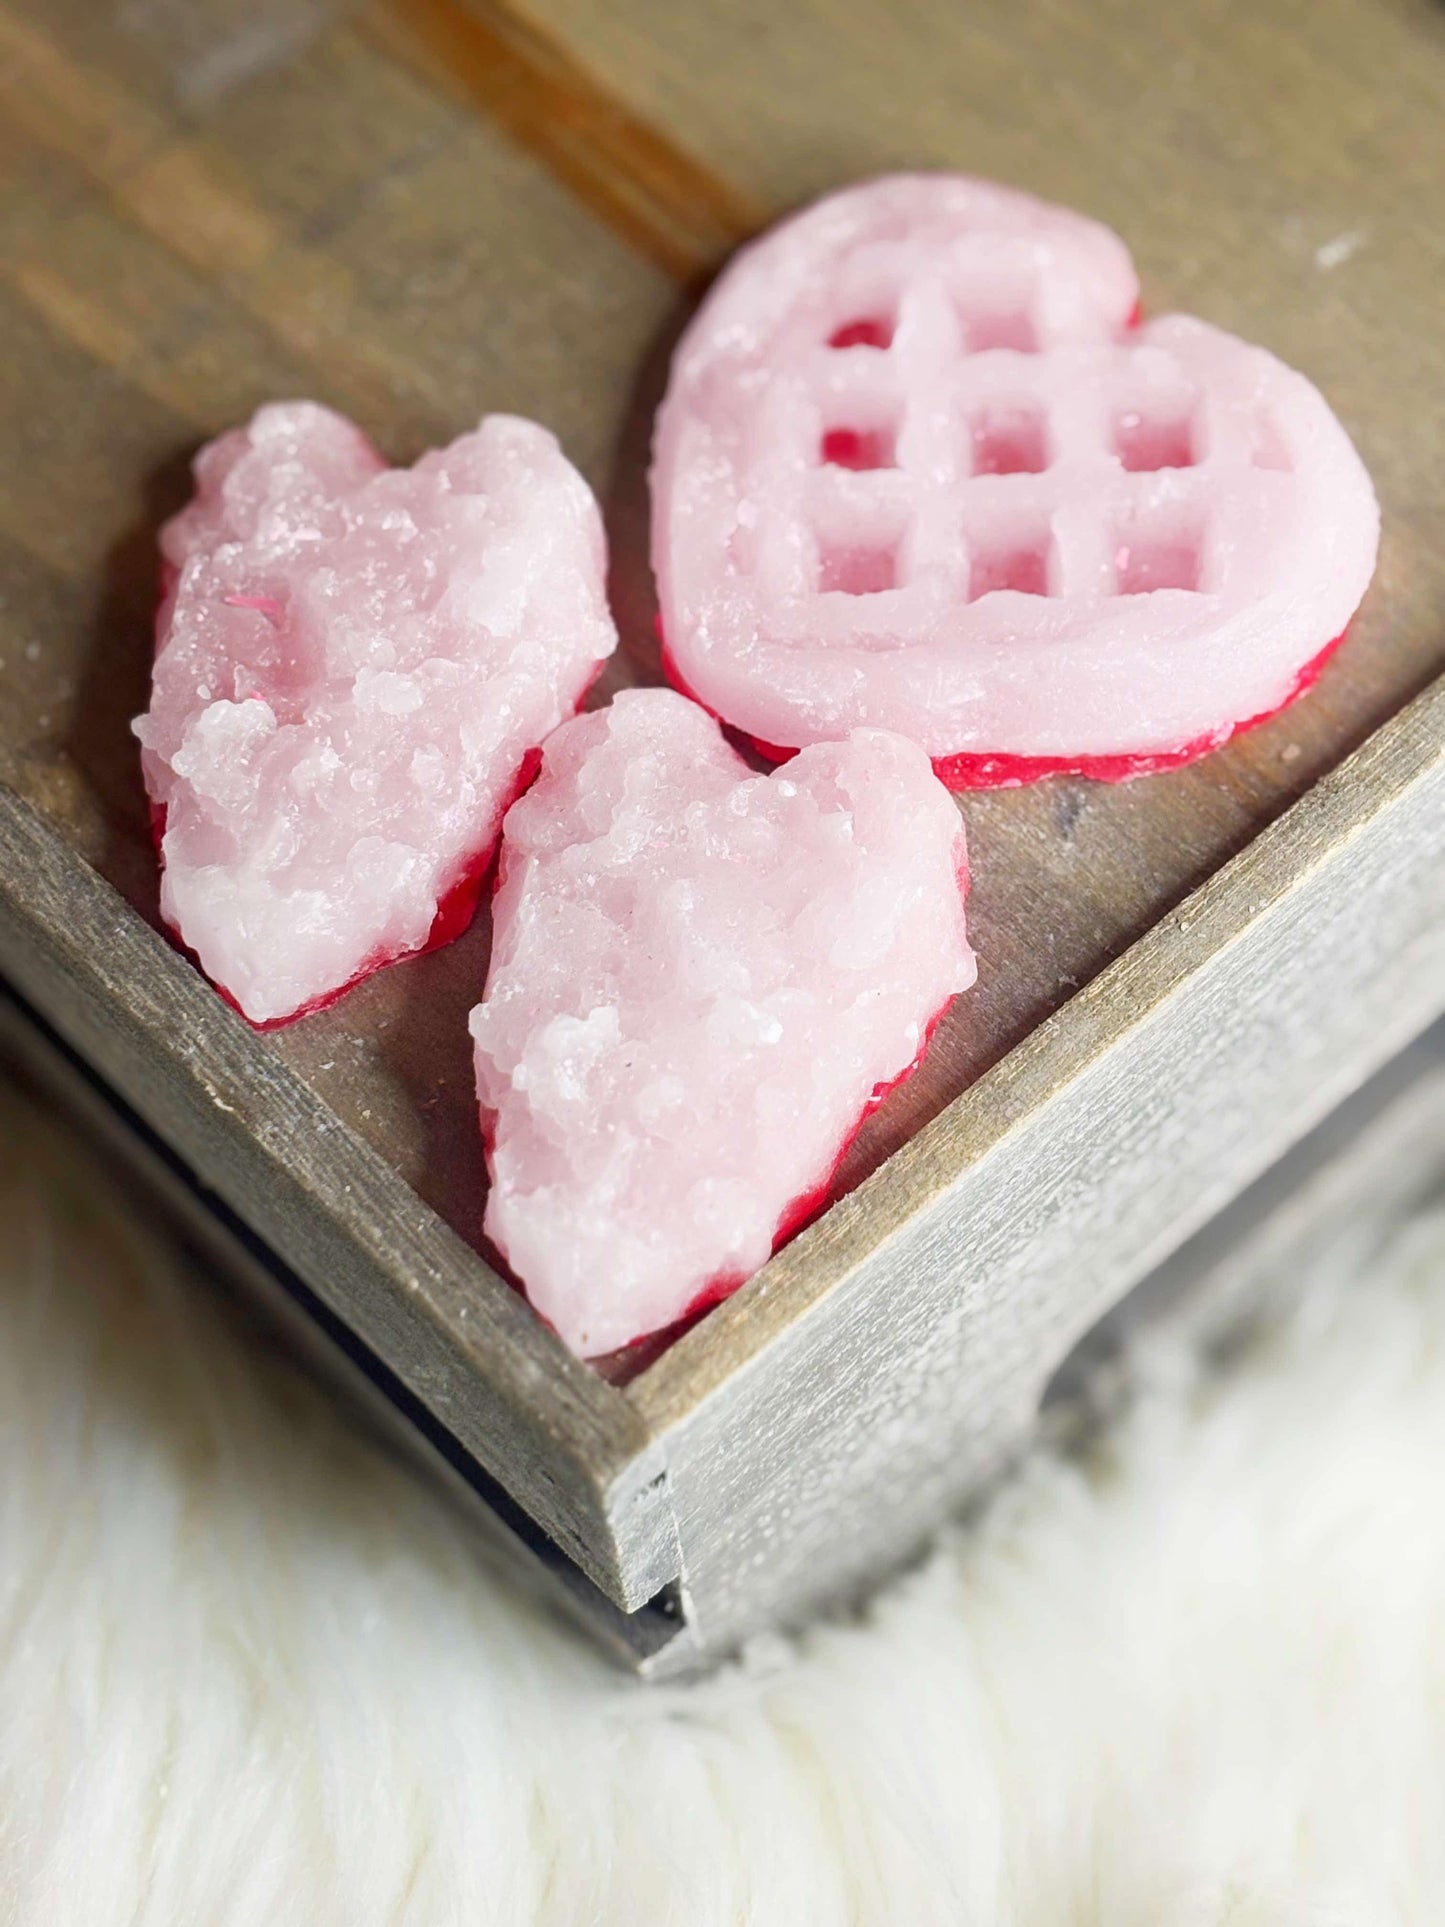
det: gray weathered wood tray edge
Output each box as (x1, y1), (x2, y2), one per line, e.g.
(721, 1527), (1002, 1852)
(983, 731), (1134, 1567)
(2, 669), (1442, 1665)
(0, 791), (678, 1609)
(636, 674), (1445, 1654)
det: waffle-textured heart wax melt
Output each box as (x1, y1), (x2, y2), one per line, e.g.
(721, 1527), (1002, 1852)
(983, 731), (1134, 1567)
(135, 404), (616, 1025)
(652, 173), (1380, 785)
(469, 688), (975, 1358)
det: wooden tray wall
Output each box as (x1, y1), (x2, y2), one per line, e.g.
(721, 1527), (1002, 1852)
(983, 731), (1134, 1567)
(1, 0), (1443, 1654)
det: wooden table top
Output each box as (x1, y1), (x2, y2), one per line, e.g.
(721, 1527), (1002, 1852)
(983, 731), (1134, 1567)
(1, 0), (1441, 1268)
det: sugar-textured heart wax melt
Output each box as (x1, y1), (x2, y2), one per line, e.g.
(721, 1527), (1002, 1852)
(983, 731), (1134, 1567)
(470, 688), (976, 1358)
(135, 403), (616, 1025)
(652, 173), (1380, 785)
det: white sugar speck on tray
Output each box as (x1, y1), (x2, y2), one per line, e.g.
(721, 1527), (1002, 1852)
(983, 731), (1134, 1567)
(135, 402), (616, 1025)
(470, 687), (976, 1358)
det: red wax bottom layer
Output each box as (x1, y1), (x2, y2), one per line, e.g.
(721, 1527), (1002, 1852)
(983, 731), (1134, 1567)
(660, 630), (1348, 790)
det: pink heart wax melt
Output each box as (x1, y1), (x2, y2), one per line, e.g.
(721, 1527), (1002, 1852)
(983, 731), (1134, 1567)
(135, 403), (616, 1024)
(470, 687), (976, 1358)
(652, 173), (1379, 785)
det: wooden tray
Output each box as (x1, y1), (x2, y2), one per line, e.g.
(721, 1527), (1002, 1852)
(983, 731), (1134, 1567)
(1, 0), (1443, 1673)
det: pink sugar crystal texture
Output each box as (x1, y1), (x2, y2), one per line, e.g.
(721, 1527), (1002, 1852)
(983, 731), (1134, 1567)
(135, 403), (616, 1025)
(470, 688), (976, 1359)
(652, 172), (1380, 782)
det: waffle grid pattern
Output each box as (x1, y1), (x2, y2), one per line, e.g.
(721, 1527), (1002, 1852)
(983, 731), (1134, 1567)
(748, 254), (1294, 627)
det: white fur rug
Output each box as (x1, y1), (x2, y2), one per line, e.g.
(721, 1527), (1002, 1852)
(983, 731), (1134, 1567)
(3, 1069), (1443, 1927)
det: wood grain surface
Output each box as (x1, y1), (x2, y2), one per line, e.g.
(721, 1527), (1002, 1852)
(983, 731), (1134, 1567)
(0, 0), (1442, 1627)
(2, 0), (1440, 1283)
